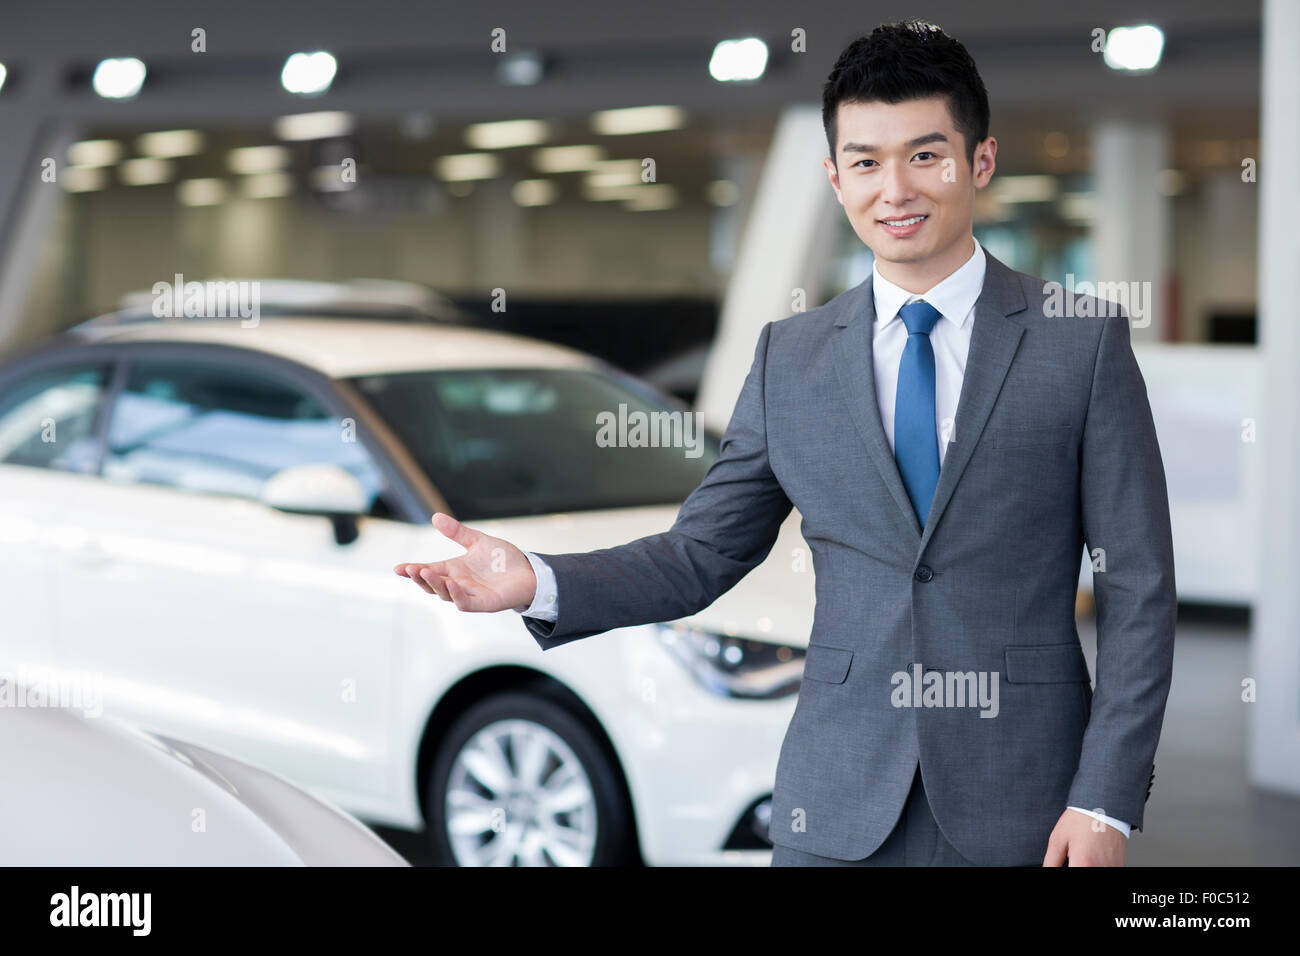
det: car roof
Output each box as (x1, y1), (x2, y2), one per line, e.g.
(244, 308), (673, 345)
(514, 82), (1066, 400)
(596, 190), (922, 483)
(113, 277), (474, 324)
(66, 315), (601, 378)
(118, 277), (455, 310)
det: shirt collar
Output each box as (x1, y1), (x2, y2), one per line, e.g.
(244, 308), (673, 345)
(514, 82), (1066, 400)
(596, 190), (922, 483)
(871, 237), (986, 331)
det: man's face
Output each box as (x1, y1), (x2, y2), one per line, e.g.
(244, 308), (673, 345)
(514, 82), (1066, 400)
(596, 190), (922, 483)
(824, 96), (995, 271)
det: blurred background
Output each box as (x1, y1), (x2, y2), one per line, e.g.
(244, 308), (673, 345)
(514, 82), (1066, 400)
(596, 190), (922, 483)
(0, 0), (1296, 866)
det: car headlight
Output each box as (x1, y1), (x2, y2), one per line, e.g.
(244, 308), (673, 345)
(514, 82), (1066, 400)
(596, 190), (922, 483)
(652, 622), (805, 699)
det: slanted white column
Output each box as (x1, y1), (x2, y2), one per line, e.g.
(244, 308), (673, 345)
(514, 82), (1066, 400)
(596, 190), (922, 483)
(0, 62), (77, 349)
(697, 105), (839, 428)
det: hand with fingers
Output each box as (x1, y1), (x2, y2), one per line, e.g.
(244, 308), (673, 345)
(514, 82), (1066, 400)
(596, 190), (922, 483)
(394, 512), (538, 613)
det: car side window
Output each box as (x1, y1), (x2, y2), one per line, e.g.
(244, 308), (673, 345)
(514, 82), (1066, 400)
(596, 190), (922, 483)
(0, 363), (110, 472)
(103, 359), (391, 515)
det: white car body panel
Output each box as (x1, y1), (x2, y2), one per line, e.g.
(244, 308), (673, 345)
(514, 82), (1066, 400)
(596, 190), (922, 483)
(0, 704), (407, 865)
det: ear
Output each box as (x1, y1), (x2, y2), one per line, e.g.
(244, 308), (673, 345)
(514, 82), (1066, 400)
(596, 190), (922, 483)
(972, 137), (997, 189)
(823, 156), (845, 206)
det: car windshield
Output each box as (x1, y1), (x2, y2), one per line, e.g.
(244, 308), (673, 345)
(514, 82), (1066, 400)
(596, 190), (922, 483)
(348, 367), (722, 520)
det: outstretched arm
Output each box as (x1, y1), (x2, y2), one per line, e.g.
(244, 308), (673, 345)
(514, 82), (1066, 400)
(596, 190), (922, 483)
(394, 320), (793, 653)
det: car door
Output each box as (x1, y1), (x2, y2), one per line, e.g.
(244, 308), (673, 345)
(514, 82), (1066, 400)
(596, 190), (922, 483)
(0, 359), (113, 679)
(52, 351), (419, 800)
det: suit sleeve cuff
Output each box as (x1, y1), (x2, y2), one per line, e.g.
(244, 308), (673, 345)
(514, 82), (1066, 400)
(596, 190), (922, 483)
(513, 550), (558, 622)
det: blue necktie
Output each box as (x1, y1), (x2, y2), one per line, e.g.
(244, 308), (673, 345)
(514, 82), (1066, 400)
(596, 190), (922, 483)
(894, 300), (941, 528)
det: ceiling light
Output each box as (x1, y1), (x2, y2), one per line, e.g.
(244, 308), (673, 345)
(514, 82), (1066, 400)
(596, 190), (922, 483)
(590, 105), (685, 136)
(433, 153), (501, 181)
(1103, 25), (1165, 71)
(591, 158), (645, 174)
(137, 130), (204, 158)
(227, 145), (292, 174)
(92, 57), (146, 99)
(274, 111), (355, 141)
(281, 51), (337, 95)
(61, 167), (108, 193)
(67, 140), (122, 167)
(709, 38), (768, 82)
(119, 158), (174, 186)
(465, 119), (551, 149)
(586, 170), (642, 188)
(532, 145), (605, 172)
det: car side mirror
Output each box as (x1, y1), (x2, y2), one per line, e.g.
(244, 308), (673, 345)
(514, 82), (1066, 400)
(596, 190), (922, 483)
(261, 463), (368, 516)
(261, 464), (369, 545)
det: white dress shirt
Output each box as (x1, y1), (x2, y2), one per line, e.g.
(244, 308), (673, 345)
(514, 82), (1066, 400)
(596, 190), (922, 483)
(514, 550), (559, 619)
(512, 236), (1130, 840)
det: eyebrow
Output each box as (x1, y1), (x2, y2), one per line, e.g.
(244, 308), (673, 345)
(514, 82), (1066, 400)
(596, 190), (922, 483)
(841, 132), (949, 154)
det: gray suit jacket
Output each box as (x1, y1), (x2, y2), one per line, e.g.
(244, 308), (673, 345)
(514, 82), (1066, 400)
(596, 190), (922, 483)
(522, 250), (1176, 865)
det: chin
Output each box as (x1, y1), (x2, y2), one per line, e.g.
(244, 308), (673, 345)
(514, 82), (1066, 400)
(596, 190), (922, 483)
(872, 241), (933, 263)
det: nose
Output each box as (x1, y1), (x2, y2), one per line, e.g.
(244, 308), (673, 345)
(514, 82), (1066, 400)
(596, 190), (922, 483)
(879, 160), (915, 208)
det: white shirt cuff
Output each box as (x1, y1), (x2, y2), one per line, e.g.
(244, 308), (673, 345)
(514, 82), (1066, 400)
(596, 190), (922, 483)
(1067, 806), (1131, 839)
(513, 550), (558, 622)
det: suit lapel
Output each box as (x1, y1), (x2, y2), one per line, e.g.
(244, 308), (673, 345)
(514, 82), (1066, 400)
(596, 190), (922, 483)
(831, 249), (1028, 554)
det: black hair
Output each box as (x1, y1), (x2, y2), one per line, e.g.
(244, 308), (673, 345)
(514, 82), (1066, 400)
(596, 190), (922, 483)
(822, 19), (990, 167)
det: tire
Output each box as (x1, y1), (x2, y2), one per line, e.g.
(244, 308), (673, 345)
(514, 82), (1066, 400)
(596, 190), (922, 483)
(426, 689), (634, 866)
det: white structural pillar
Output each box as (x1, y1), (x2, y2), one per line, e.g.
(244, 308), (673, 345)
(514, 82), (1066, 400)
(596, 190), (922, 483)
(697, 104), (839, 429)
(1091, 119), (1170, 342)
(0, 61), (76, 350)
(1250, 0), (1300, 798)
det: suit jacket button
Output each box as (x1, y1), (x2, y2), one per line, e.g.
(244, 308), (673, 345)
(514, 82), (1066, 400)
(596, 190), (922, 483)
(914, 565), (933, 582)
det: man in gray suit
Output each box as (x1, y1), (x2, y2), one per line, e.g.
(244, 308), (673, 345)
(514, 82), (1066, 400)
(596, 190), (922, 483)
(396, 20), (1175, 867)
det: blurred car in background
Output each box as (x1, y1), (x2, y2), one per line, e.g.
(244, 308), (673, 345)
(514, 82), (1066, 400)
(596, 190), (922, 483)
(102, 277), (475, 326)
(0, 702), (407, 865)
(640, 341), (712, 407)
(0, 310), (814, 866)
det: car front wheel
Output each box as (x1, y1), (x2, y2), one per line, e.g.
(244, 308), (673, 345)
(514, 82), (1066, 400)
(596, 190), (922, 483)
(426, 690), (634, 866)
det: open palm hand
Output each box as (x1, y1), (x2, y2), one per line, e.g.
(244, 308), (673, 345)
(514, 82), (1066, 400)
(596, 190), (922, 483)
(394, 513), (538, 614)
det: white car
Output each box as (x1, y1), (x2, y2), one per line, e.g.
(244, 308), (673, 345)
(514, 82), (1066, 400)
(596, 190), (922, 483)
(0, 313), (814, 866)
(0, 700), (407, 865)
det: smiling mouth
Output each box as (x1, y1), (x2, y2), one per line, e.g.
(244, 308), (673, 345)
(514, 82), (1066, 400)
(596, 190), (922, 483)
(878, 215), (928, 226)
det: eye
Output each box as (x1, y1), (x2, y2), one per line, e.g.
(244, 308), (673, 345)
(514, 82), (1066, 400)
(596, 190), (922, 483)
(852, 158), (877, 168)
(913, 151), (937, 161)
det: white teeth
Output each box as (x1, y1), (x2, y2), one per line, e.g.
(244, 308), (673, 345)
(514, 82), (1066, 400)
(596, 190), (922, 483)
(882, 215), (926, 226)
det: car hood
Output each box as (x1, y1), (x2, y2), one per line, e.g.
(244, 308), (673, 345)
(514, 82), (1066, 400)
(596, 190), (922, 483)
(466, 505), (815, 648)
(0, 704), (407, 865)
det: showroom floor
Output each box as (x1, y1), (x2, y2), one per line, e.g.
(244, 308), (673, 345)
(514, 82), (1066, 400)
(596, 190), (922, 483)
(1097, 605), (1300, 866)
